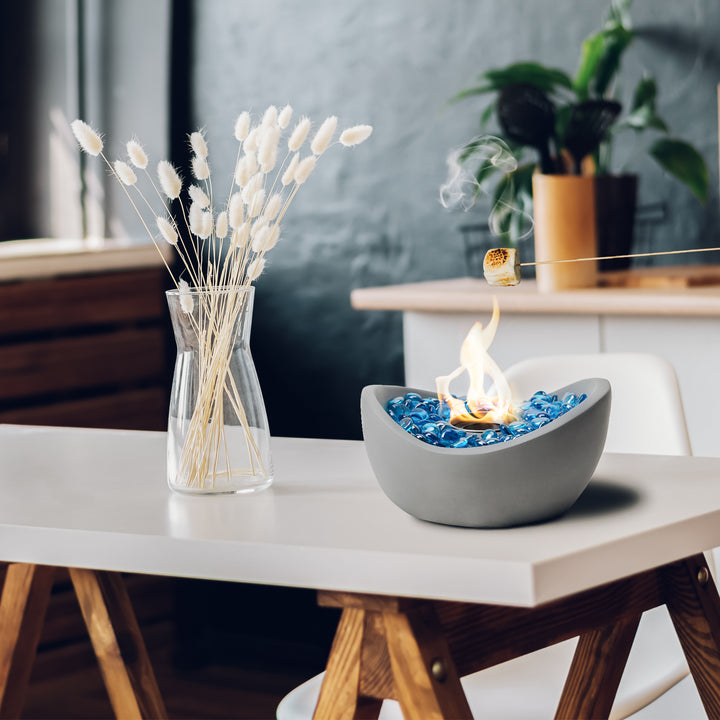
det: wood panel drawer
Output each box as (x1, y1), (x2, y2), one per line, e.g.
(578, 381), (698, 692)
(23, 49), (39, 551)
(0, 327), (166, 401)
(0, 387), (168, 430)
(0, 268), (167, 336)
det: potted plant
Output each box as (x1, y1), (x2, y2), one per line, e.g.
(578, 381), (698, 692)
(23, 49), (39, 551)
(451, 0), (708, 286)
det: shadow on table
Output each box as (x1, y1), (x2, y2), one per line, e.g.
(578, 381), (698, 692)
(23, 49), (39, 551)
(567, 480), (641, 519)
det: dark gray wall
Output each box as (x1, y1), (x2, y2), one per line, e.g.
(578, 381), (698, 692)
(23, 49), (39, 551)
(190, 0), (720, 439)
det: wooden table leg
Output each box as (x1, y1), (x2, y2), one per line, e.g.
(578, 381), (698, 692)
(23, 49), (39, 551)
(555, 614), (641, 720)
(0, 563), (55, 719)
(662, 553), (720, 717)
(69, 568), (167, 720)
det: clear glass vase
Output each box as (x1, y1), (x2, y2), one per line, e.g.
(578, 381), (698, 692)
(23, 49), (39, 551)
(166, 286), (273, 494)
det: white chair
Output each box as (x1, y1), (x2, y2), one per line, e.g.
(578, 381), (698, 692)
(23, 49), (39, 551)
(277, 353), (696, 720)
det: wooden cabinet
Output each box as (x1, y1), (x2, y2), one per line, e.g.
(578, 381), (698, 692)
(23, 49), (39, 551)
(0, 268), (170, 430)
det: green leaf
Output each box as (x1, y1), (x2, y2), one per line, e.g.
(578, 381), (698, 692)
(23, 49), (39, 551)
(649, 138), (708, 203)
(478, 62), (573, 94)
(606, 0), (633, 30)
(592, 26), (633, 97)
(479, 102), (495, 129)
(619, 105), (668, 133)
(574, 33), (606, 101)
(631, 75), (657, 112)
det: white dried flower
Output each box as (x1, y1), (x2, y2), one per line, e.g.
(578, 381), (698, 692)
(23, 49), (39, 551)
(258, 126), (280, 173)
(241, 172), (264, 204)
(261, 105), (278, 129)
(231, 222), (251, 250)
(234, 111), (251, 142)
(247, 256), (266, 281)
(228, 192), (244, 228)
(281, 153), (299, 186)
(188, 184), (210, 208)
(189, 130), (208, 159)
(192, 155), (210, 180)
(248, 188), (266, 217)
(71, 119), (103, 156)
(264, 193), (283, 221)
(179, 279), (194, 313)
(288, 117), (311, 152)
(340, 124), (373, 147)
(243, 127), (259, 153)
(310, 116), (337, 155)
(157, 160), (182, 199)
(199, 211), (213, 239)
(216, 210), (228, 239)
(156, 216), (178, 245)
(252, 223), (280, 253)
(127, 139), (148, 169)
(234, 154), (256, 187)
(114, 160), (137, 186)
(294, 155), (317, 185)
(189, 202), (204, 235)
(278, 105), (293, 129)
(251, 223), (270, 252)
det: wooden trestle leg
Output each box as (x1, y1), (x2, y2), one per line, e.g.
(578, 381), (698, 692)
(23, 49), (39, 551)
(0, 563), (165, 720)
(316, 554), (720, 720)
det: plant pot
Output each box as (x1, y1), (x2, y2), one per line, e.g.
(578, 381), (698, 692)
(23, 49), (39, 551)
(532, 174), (598, 292)
(595, 174), (638, 272)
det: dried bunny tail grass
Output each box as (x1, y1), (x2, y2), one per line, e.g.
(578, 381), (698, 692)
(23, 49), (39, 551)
(71, 119), (103, 155)
(234, 155), (255, 187)
(258, 126), (280, 173)
(241, 172), (264, 204)
(264, 193), (283, 221)
(228, 192), (244, 228)
(127, 139), (148, 168)
(192, 156), (210, 180)
(288, 117), (311, 152)
(178, 279), (194, 313)
(278, 105), (293, 129)
(243, 127), (260, 153)
(247, 188), (266, 217)
(294, 155), (317, 185)
(189, 130), (208, 159)
(310, 116), (337, 155)
(251, 224), (271, 253)
(282, 153), (299, 186)
(231, 221), (251, 250)
(114, 160), (137, 186)
(261, 105), (278, 128)
(188, 184), (210, 208)
(340, 124), (373, 147)
(199, 210), (214, 239)
(157, 160), (182, 199)
(189, 202), (204, 235)
(156, 216), (178, 245)
(247, 256), (266, 281)
(216, 210), (228, 239)
(234, 111), (251, 142)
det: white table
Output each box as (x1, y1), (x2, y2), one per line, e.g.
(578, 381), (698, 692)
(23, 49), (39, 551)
(2, 425), (720, 718)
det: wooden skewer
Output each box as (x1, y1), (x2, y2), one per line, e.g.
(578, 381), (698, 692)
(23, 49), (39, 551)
(520, 246), (720, 267)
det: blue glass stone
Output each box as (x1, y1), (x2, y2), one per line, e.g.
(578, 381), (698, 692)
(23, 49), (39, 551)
(423, 432), (441, 444)
(578, 393), (587, 403)
(421, 422), (438, 434)
(530, 417), (551, 429)
(387, 396), (405, 407)
(466, 435), (483, 447)
(532, 391), (551, 402)
(508, 421), (532, 436)
(452, 436), (470, 448)
(387, 404), (405, 421)
(562, 392), (579, 409)
(439, 427), (465, 445)
(408, 407), (430, 422)
(399, 417), (419, 433)
(498, 424), (512, 436)
(481, 429), (500, 444)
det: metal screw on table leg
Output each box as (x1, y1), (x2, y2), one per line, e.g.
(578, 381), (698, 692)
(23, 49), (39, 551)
(698, 566), (710, 586)
(430, 657), (447, 683)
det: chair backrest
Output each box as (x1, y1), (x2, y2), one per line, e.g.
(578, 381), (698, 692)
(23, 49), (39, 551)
(502, 353), (691, 456)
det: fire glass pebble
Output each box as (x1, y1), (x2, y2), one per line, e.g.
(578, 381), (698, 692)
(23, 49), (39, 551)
(385, 390), (587, 448)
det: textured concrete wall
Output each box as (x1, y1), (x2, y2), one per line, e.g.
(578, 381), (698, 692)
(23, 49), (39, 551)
(191, 0), (720, 439)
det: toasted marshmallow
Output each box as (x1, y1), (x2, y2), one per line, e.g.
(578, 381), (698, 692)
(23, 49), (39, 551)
(483, 247), (521, 286)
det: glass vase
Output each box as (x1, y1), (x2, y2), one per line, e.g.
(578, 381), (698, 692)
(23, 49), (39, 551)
(166, 286), (273, 494)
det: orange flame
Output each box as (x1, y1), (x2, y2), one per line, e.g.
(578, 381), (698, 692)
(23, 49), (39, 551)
(435, 298), (517, 426)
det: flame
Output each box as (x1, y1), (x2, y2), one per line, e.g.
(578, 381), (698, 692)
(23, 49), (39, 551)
(435, 298), (517, 426)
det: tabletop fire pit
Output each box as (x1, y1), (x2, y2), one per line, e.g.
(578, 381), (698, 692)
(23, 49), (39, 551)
(361, 378), (611, 528)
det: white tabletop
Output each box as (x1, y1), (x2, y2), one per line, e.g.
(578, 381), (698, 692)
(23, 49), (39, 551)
(2, 424), (720, 607)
